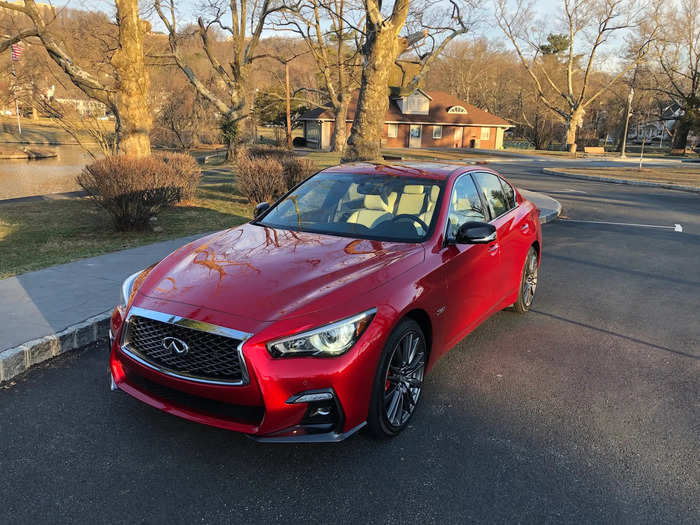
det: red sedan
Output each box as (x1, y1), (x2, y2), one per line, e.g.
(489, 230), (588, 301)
(109, 162), (542, 442)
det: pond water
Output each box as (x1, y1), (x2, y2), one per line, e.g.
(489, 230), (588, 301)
(0, 145), (98, 200)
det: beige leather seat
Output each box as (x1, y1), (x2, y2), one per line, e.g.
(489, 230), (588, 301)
(396, 185), (426, 216)
(347, 193), (396, 228)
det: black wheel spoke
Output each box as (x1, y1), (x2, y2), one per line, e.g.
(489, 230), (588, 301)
(386, 389), (401, 423)
(405, 376), (422, 387)
(394, 390), (404, 425)
(403, 356), (425, 376)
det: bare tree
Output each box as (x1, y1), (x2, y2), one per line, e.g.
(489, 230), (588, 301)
(649, 0), (699, 150)
(154, 0), (289, 159)
(495, 0), (660, 152)
(343, 0), (478, 161)
(0, 0), (152, 156)
(279, 0), (364, 152)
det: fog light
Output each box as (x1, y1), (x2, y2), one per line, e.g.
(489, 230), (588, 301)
(309, 407), (332, 418)
(287, 389), (344, 434)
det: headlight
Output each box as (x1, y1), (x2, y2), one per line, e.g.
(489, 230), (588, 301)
(267, 308), (376, 357)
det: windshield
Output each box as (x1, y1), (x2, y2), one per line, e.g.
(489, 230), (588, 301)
(257, 172), (444, 242)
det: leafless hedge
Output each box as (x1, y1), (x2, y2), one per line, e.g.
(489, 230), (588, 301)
(235, 154), (285, 204)
(77, 154), (202, 231)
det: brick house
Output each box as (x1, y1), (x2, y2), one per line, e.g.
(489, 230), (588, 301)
(299, 89), (512, 150)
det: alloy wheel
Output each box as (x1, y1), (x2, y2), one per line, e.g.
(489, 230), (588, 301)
(522, 252), (538, 307)
(383, 331), (426, 428)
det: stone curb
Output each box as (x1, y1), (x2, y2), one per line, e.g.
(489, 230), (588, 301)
(539, 203), (562, 224)
(0, 311), (111, 384)
(518, 189), (562, 225)
(542, 168), (700, 194)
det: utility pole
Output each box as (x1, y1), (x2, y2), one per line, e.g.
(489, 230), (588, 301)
(9, 43), (23, 135)
(620, 86), (633, 158)
(11, 60), (22, 135)
(620, 65), (639, 159)
(284, 60), (292, 149)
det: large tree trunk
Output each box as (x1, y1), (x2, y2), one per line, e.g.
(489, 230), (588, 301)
(565, 106), (585, 153)
(671, 116), (692, 150)
(222, 88), (246, 161)
(111, 0), (151, 157)
(222, 113), (243, 161)
(330, 102), (348, 153)
(343, 11), (407, 162)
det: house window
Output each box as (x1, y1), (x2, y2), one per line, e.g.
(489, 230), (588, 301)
(432, 126), (442, 139)
(480, 127), (491, 141)
(388, 123), (398, 138)
(447, 106), (467, 114)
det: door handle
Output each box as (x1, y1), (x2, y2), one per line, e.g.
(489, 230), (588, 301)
(520, 223), (530, 233)
(488, 243), (499, 254)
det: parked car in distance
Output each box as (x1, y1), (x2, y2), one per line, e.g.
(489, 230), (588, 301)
(109, 162), (542, 442)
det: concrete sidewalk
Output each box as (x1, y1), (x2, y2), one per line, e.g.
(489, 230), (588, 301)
(0, 190), (561, 383)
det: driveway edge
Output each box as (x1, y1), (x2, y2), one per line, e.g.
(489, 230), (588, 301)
(0, 312), (110, 384)
(518, 189), (562, 225)
(539, 199), (562, 224)
(542, 167), (700, 193)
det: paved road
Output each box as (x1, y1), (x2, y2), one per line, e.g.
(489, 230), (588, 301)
(1, 161), (698, 523)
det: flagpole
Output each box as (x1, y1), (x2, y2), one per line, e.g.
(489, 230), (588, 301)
(11, 54), (21, 135)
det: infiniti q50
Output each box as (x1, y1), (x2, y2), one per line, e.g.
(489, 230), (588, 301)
(109, 162), (542, 442)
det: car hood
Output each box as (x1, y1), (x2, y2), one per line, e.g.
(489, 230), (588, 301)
(139, 223), (424, 321)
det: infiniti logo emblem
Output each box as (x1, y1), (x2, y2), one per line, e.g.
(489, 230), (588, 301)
(162, 336), (189, 355)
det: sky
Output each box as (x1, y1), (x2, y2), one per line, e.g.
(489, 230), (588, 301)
(58, 0), (564, 41)
(53, 0), (628, 66)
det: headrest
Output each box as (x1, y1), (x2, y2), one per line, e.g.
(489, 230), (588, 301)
(428, 186), (439, 202)
(364, 194), (390, 211)
(454, 198), (473, 212)
(403, 185), (424, 194)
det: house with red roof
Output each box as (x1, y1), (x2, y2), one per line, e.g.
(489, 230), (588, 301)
(299, 88), (512, 150)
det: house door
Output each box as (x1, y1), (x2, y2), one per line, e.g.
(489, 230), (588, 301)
(409, 125), (422, 148)
(453, 127), (463, 148)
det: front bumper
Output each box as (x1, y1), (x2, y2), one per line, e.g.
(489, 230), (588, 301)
(109, 302), (386, 442)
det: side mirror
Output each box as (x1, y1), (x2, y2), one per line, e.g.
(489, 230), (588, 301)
(454, 221), (497, 244)
(254, 202), (270, 218)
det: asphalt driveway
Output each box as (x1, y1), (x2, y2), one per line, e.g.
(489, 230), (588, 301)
(1, 161), (698, 524)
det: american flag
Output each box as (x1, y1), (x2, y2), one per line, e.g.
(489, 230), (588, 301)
(11, 43), (23, 61)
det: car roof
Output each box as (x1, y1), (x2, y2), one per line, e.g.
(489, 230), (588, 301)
(321, 161), (485, 181)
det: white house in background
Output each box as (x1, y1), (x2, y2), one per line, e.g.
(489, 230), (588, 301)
(53, 98), (108, 117)
(628, 103), (698, 147)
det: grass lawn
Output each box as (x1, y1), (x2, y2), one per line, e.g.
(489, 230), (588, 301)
(552, 166), (700, 188)
(0, 116), (97, 145)
(0, 165), (252, 278)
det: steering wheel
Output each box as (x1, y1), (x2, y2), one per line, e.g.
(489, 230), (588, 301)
(389, 214), (429, 232)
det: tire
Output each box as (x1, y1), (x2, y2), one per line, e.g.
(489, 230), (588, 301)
(512, 247), (539, 314)
(367, 318), (427, 438)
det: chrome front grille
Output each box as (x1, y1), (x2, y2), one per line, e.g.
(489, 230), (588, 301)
(121, 308), (250, 385)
